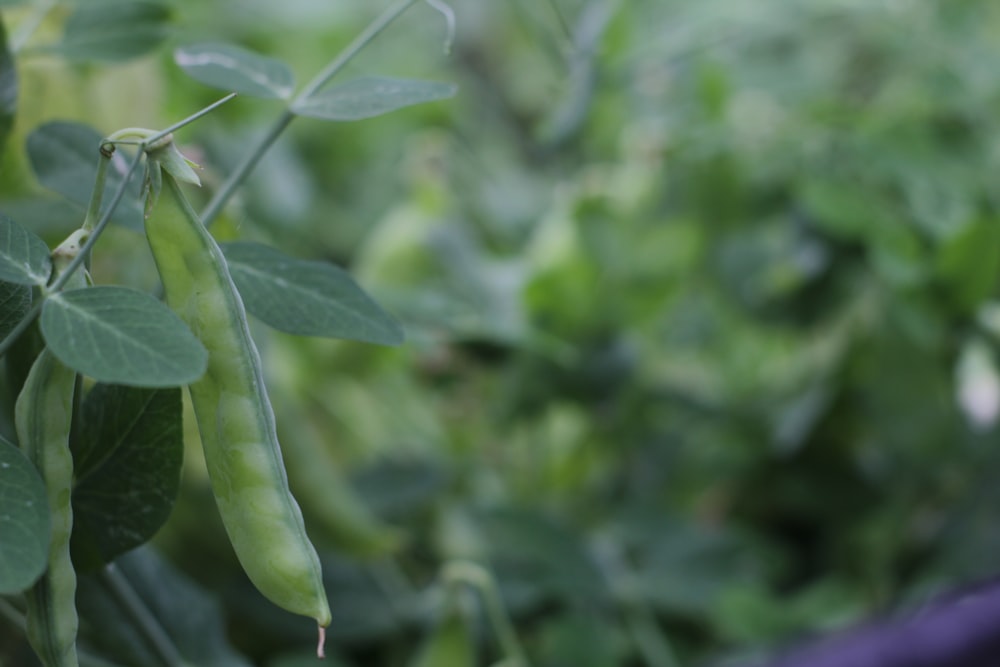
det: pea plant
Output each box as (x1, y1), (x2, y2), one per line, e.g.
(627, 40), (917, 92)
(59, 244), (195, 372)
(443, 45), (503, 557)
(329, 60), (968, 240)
(0, 1), (525, 666)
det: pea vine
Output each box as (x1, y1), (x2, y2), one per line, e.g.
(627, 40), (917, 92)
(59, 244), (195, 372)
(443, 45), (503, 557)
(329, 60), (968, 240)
(0, 1), (529, 666)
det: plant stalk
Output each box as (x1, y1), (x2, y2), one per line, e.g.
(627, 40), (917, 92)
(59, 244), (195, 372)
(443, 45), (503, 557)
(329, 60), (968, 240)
(543, 0), (574, 44)
(0, 149), (144, 360)
(625, 601), (680, 667)
(198, 111), (293, 227)
(49, 150), (144, 294)
(444, 561), (530, 667)
(99, 565), (183, 667)
(295, 0), (420, 102)
(82, 150), (111, 233)
(0, 596), (25, 631)
(9, 0), (57, 53)
(146, 93), (238, 147)
(200, 0), (420, 226)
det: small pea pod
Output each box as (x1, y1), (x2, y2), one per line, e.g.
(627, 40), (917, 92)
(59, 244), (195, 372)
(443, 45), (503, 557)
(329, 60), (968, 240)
(142, 148), (331, 645)
(16, 230), (89, 667)
(17, 351), (79, 667)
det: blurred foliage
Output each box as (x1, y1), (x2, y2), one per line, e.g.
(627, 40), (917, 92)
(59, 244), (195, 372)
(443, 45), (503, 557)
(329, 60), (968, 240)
(4, 0), (1000, 666)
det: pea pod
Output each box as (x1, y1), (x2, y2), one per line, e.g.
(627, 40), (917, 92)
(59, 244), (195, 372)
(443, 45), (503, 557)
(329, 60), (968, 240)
(17, 351), (79, 667)
(142, 147), (331, 645)
(16, 231), (89, 667)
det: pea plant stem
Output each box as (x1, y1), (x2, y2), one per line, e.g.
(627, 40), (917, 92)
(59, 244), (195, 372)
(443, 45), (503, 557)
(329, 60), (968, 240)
(423, 0), (456, 53)
(200, 0), (420, 227)
(625, 602), (681, 667)
(0, 596), (26, 631)
(0, 149), (144, 361)
(542, 0), (574, 44)
(146, 92), (238, 147)
(82, 150), (111, 233)
(294, 0), (420, 102)
(371, 557), (419, 623)
(9, 0), (57, 54)
(0, 0), (425, 356)
(4, 579), (129, 667)
(443, 561), (530, 667)
(49, 149), (144, 294)
(99, 565), (183, 667)
(593, 538), (680, 667)
(198, 111), (293, 227)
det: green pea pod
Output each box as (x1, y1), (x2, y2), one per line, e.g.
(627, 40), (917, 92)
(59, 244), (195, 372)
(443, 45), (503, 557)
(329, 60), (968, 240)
(17, 351), (79, 667)
(16, 232), (89, 667)
(143, 156), (331, 645)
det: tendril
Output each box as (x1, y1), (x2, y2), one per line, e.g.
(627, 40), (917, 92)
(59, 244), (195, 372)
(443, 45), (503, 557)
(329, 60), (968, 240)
(424, 0), (456, 54)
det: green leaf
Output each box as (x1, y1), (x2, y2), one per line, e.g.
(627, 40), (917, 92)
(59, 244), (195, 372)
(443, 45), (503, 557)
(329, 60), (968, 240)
(222, 241), (404, 345)
(76, 546), (253, 667)
(0, 14), (16, 153)
(58, 1), (171, 62)
(40, 286), (208, 387)
(619, 513), (756, 617)
(936, 218), (1000, 312)
(0, 214), (51, 285)
(27, 122), (145, 232)
(0, 436), (50, 594)
(174, 42), (295, 100)
(536, 611), (621, 667)
(0, 196), (85, 239)
(71, 384), (182, 571)
(477, 508), (606, 605)
(0, 278), (31, 340)
(291, 77), (457, 122)
(799, 178), (891, 242)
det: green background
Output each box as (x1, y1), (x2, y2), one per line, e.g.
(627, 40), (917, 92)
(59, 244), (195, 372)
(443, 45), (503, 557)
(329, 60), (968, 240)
(3, 1), (1000, 665)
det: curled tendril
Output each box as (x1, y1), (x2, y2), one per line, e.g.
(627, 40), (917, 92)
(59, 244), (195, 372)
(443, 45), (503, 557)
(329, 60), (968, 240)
(424, 0), (456, 54)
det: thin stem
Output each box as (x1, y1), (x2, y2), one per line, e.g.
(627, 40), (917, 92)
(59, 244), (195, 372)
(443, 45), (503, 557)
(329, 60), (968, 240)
(0, 93), (230, 359)
(1, 586), (126, 667)
(295, 0), (419, 102)
(198, 111), (293, 226)
(0, 149), (143, 360)
(507, 0), (568, 70)
(201, 0), (419, 226)
(0, 300), (42, 360)
(145, 92), (238, 147)
(477, 574), (528, 667)
(0, 596), (25, 631)
(542, 0), (574, 44)
(625, 603), (680, 667)
(444, 561), (530, 667)
(99, 564), (183, 667)
(82, 149), (112, 233)
(423, 0), (456, 54)
(592, 537), (680, 667)
(371, 556), (418, 622)
(9, 0), (57, 53)
(103, 95), (236, 151)
(49, 150), (143, 294)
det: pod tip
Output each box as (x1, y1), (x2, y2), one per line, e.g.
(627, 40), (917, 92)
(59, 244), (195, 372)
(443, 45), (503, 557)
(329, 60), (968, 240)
(317, 624), (327, 659)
